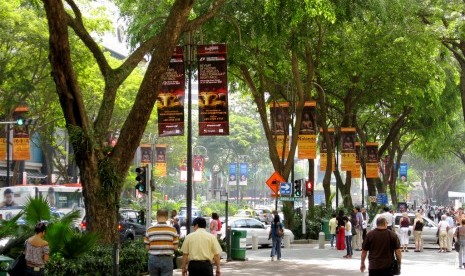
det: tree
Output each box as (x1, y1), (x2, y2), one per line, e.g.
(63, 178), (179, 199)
(39, 0), (226, 243)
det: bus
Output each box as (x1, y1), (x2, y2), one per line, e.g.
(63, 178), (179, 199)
(0, 184), (84, 220)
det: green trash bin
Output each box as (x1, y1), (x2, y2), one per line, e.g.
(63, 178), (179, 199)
(321, 219), (330, 241)
(231, 230), (247, 260)
(0, 255), (14, 276)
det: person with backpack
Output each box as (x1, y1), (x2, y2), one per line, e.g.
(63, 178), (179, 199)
(269, 214), (284, 261)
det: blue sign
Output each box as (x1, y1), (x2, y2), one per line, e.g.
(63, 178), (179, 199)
(376, 193), (388, 205)
(280, 182), (292, 196)
(399, 163), (408, 181)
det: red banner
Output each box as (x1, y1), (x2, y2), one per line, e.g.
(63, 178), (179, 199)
(197, 44), (229, 136)
(193, 155), (205, 182)
(158, 46), (185, 136)
(140, 144), (152, 165)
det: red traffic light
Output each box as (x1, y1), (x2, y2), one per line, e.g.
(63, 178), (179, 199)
(305, 180), (313, 196)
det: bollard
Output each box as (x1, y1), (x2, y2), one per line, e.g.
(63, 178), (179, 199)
(318, 232), (325, 249)
(284, 234), (291, 248)
(252, 234), (258, 250)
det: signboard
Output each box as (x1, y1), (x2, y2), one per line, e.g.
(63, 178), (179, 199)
(280, 182), (292, 196)
(399, 163), (408, 182)
(376, 193), (388, 205)
(266, 171), (286, 194)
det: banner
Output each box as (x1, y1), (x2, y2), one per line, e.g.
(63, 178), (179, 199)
(319, 128), (335, 171)
(228, 163), (237, 185)
(239, 163), (248, 186)
(193, 155), (204, 182)
(0, 126), (6, 160)
(158, 46), (185, 136)
(270, 102), (290, 159)
(180, 159), (187, 182)
(140, 144), (152, 165)
(298, 101), (317, 159)
(352, 142), (361, 178)
(399, 163), (408, 182)
(340, 127), (356, 171)
(12, 124), (30, 161)
(366, 142), (379, 178)
(276, 135), (290, 160)
(154, 144), (167, 177)
(197, 44), (229, 136)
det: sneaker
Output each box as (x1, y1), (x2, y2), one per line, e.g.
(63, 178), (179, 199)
(271, 256), (275, 261)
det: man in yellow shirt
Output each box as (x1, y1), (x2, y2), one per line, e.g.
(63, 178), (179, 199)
(181, 217), (222, 276)
(329, 213), (337, 248)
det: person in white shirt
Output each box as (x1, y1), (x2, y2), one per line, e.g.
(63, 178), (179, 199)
(381, 207), (394, 231)
(446, 212), (455, 252)
(437, 215), (450, 253)
(343, 216), (353, 259)
(361, 207), (370, 240)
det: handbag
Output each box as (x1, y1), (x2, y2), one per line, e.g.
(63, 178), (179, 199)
(277, 224), (284, 237)
(7, 252), (26, 276)
(387, 231), (401, 275)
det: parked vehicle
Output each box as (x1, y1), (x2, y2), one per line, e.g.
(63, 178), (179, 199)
(254, 207), (273, 224)
(371, 213), (438, 244)
(234, 209), (259, 219)
(219, 217), (294, 247)
(178, 206), (202, 227)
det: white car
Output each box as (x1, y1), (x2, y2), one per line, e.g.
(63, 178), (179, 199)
(219, 217), (294, 247)
(371, 213), (438, 244)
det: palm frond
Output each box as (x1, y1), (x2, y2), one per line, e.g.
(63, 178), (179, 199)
(23, 196), (51, 226)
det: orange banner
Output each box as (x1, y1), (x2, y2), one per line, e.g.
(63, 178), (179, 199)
(366, 142), (379, 178)
(340, 127), (356, 171)
(276, 135), (290, 160)
(298, 134), (317, 159)
(12, 137), (30, 160)
(154, 144), (167, 177)
(352, 163), (361, 178)
(0, 138), (5, 160)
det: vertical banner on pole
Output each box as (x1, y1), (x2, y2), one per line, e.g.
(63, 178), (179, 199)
(158, 46), (185, 136)
(140, 144), (152, 166)
(366, 142), (379, 178)
(228, 163), (237, 185)
(319, 128), (335, 171)
(154, 144), (167, 177)
(239, 163), (248, 186)
(12, 125), (30, 160)
(197, 44), (229, 136)
(0, 127), (6, 160)
(193, 155), (204, 182)
(270, 102), (290, 159)
(180, 159), (187, 182)
(340, 127), (356, 171)
(352, 142), (361, 178)
(298, 101), (317, 159)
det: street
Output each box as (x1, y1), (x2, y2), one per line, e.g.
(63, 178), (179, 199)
(173, 243), (464, 275)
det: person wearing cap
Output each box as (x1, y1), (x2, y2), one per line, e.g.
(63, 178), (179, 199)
(181, 217), (222, 276)
(25, 222), (49, 276)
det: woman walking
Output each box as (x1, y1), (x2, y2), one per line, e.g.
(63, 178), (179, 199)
(270, 214), (284, 261)
(455, 218), (465, 268)
(437, 214), (450, 253)
(25, 222), (49, 276)
(413, 212), (424, 252)
(343, 216), (353, 259)
(399, 212), (410, 252)
(336, 210), (346, 251)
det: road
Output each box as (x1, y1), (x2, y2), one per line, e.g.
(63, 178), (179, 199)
(173, 242), (463, 275)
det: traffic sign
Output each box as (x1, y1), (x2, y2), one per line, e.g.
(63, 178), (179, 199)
(280, 197), (295, 202)
(280, 182), (292, 196)
(266, 171), (286, 194)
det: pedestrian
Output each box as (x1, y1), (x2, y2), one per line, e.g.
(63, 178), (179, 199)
(210, 213), (220, 237)
(25, 222), (49, 276)
(343, 216), (353, 259)
(446, 212), (455, 252)
(329, 213), (337, 248)
(353, 206), (363, 251)
(145, 209), (179, 276)
(399, 212), (409, 252)
(181, 217), (222, 276)
(413, 212), (424, 252)
(437, 214), (450, 253)
(455, 218), (465, 268)
(360, 216), (402, 276)
(269, 214), (284, 261)
(456, 208), (465, 226)
(381, 207), (394, 231)
(336, 210), (346, 250)
(361, 207), (370, 241)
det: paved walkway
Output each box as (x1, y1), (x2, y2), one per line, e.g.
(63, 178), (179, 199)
(173, 243), (463, 275)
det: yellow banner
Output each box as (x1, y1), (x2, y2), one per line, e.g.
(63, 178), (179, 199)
(12, 138), (30, 160)
(0, 138), (6, 160)
(298, 134), (316, 159)
(352, 163), (361, 178)
(341, 152), (356, 171)
(366, 163), (378, 178)
(319, 153), (335, 171)
(366, 142), (379, 178)
(276, 135), (289, 160)
(155, 163), (166, 177)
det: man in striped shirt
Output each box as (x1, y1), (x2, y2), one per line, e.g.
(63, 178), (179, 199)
(145, 209), (179, 276)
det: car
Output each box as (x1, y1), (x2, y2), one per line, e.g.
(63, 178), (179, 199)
(80, 209), (146, 242)
(254, 208), (274, 224)
(178, 207), (202, 227)
(218, 217), (294, 247)
(234, 209), (259, 219)
(371, 213), (438, 244)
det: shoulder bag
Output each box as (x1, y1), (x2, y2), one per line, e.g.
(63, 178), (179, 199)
(277, 223), (284, 237)
(455, 227), (461, 253)
(7, 252), (26, 276)
(387, 231), (401, 275)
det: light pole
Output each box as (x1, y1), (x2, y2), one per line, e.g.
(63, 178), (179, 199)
(185, 31), (194, 234)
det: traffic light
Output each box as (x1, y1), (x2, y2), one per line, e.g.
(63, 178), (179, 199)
(135, 166), (147, 193)
(16, 117), (35, 126)
(16, 117), (24, 125)
(294, 179), (302, 197)
(305, 180), (313, 196)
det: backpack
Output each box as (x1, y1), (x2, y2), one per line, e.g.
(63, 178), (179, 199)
(217, 219), (222, 231)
